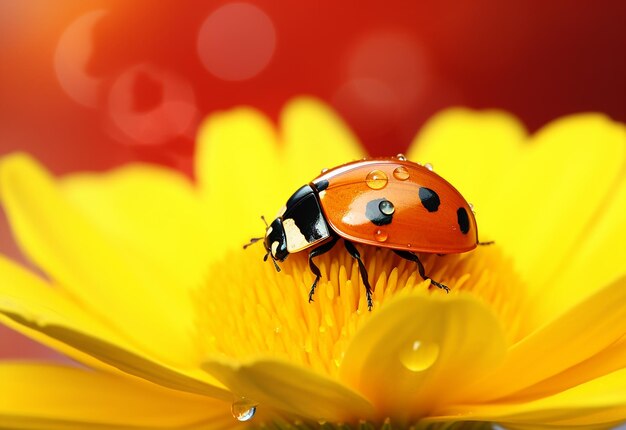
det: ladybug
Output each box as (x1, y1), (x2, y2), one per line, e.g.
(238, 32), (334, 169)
(244, 155), (488, 310)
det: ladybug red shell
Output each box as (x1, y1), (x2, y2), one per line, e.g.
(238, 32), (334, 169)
(314, 158), (478, 253)
(245, 156), (483, 310)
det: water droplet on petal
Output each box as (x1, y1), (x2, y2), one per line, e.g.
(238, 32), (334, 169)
(231, 398), (257, 422)
(379, 200), (395, 215)
(374, 229), (388, 242)
(393, 166), (409, 181)
(424, 162), (434, 171)
(400, 340), (439, 372)
(366, 169), (388, 189)
(396, 153), (406, 161)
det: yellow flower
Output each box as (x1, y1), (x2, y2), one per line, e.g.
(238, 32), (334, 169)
(0, 98), (625, 430)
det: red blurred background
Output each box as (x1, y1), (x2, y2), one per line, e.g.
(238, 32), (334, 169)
(1, 0), (625, 358)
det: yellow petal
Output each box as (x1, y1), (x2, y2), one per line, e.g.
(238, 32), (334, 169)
(409, 111), (626, 325)
(514, 336), (626, 401)
(494, 115), (625, 319)
(338, 294), (507, 423)
(203, 357), (374, 422)
(281, 97), (366, 186)
(433, 367), (626, 428)
(62, 164), (211, 295)
(195, 98), (367, 255)
(544, 165), (626, 321)
(0, 254), (230, 400)
(0, 254), (126, 372)
(0, 363), (233, 430)
(0, 153), (196, 366)
(470, 275), (626, 402)
(406, 108), (527, 241)
(195, 106), (283, 256)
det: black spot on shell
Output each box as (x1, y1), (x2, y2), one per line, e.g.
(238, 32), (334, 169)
(366, 198), (394, 226)
(419, 187), (440, 212)
(457, 207), (470, 234)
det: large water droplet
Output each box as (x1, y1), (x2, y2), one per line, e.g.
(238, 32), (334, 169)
(374, 229), (388, 242)
(399, 340), (439, 372)
(393, 166), (409, 180)
(379, 200), (395, 215)
(231, 398), (257, 422)
(366, 169), (388, 189)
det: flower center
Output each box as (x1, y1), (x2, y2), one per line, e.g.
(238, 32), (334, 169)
(194, 243), (529, 377)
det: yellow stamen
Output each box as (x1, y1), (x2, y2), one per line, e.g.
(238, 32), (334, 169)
(195, 244), (529, 377)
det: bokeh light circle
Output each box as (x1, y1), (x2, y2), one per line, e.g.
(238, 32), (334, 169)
(54, 10), (108, 108)
(106, 64), (197, 146)
(197, 2), (276, 81)
(334, 32), (429, 139)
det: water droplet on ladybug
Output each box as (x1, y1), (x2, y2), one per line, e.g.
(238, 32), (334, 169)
(374, 229), (388, 242)
(231, 398), (257, 422)
(321, 168), (328, 173)
(469, 202), (475, 214)
(379, 200), (395, 215)
(365, 169), (388, 189)
(399, 340), (439, 372)
(424, 162), (434, 171)
(396, 153), (406, 161)
(393, 166), (409, 181)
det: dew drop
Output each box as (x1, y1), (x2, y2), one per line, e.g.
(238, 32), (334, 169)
(321, 168), (329, 173)
(396, 153), (406, 161)
(424, 162), (434, 171)
(393, 166), (409, 181)
(469, 202), (476, 214)
(374, 229), (388, 242)
(366, 169), (388, 189)
(231, 398), (257, 422)
(399, 340), (439, 372)
(379, 200), (395, 215)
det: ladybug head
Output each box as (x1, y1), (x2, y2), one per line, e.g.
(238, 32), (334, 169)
(264, 218), (289, 265)
(242, 216), (286, 272)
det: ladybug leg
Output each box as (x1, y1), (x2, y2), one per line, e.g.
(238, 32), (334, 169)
(307, 236), (339, 303)
(344, 241), (374, 311)
(392, 250), (450, 293)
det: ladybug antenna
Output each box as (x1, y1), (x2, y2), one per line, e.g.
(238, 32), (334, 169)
(243, 237), (264, 250)
(478, 240), (495, 246)
(243, 216), (270, 250)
